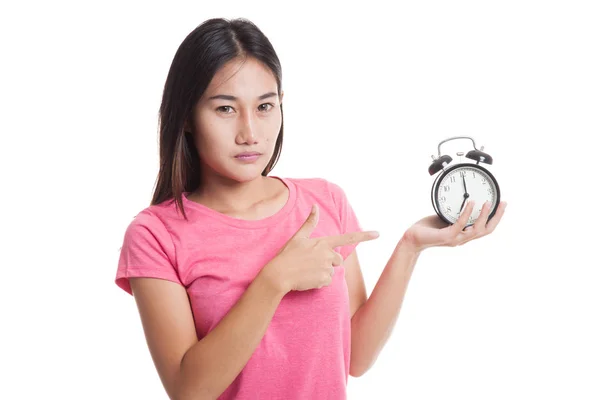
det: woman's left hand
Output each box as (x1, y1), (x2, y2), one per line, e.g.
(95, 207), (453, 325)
(401, 200), (508, 253)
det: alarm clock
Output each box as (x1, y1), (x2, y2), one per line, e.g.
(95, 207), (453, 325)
(428, 136), (501, 227)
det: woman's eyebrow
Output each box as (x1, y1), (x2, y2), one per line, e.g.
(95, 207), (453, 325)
(208, 92), (278, 101)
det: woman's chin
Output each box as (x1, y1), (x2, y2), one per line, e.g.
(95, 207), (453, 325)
(221, 165), (267, 183)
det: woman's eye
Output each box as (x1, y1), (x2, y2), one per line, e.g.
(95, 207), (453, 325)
(217, 106), (234, 113)
(258, 103), (274, 112)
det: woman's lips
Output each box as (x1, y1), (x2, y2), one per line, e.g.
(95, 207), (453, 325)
(234, 152), (261, 162)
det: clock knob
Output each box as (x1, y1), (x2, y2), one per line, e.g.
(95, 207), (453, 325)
(466, 149), (493, 165)
(428, 154), (453, 175)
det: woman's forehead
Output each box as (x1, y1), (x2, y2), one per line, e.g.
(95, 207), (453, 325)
(205, 58), (278, 99)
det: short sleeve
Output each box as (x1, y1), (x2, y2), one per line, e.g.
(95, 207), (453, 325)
(115, 210), (182, 296)
(327, 180), (364, 260)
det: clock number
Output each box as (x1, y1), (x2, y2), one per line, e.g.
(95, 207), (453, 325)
(446, 206), (452, 212)
(472, 172), (476, 178)
(444, 185), (450, 192)
(450, 176), (456, 183)
(459, 170), (467, 178)
(488, 187), (493, 195)
(440, 196), (446, 202)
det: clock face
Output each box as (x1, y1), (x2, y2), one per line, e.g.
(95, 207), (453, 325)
(435, 165), (499, 225)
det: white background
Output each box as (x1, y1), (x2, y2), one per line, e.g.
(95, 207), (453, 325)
(1, 0), (599, 399)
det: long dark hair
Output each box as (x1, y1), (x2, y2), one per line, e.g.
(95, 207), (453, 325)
(150, 18), (284, 220)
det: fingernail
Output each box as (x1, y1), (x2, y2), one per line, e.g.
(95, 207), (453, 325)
(369, 231), (380, 238)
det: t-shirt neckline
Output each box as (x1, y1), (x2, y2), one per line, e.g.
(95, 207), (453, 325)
(181, 175), (297, 229)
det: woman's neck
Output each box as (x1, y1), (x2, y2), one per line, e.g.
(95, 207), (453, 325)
(189, 174), (279, 217)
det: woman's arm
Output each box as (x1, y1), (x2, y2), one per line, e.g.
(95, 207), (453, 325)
(346, 238), (420, 377)
(346, 199), (506, 376)
(130, 271), (285, 400)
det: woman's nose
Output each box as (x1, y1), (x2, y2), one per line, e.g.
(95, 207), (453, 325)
(236, 112), (258, 144)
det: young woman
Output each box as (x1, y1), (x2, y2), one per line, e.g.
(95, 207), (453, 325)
(115, 17), (507, 400)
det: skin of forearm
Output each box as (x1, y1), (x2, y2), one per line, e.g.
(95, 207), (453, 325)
(350, 238), (421, 377)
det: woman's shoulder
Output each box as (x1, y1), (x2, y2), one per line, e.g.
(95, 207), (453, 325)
(283, 175), (342, 192)
(284, 175), (347, 197)
(121, 206), (166, 237)
(281, 175), (351, 211)
(124, 197), (184, 232)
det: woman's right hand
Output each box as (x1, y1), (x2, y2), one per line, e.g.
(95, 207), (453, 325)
(260, 204), (379, 294)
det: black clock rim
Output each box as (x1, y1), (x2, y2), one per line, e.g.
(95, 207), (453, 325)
(431, 163), (501, 226)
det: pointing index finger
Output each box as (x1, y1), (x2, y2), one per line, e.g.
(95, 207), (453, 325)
(323, 230), (380, 248)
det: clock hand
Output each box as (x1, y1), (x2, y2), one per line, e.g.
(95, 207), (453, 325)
(459, 173), (470, 212)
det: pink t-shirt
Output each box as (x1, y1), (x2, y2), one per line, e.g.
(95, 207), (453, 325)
(115, 176), (363, 399)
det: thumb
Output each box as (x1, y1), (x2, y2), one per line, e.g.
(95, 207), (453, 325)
(293, 204), (319, 239)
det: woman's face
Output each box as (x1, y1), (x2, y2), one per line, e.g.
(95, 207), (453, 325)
(189, 57), (283, 184)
